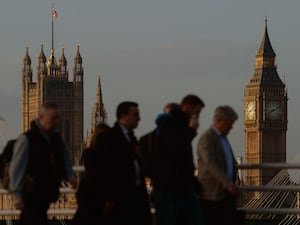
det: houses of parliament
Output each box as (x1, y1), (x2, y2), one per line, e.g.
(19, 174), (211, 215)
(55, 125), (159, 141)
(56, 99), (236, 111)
(21, 43), (107, 165)
(21, 16), (288, 185)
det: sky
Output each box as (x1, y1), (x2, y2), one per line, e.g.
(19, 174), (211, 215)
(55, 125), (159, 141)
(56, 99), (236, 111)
(0, 0), (300, 161)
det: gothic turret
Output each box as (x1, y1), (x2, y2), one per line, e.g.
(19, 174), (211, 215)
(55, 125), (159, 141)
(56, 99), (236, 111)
(73, 45), (83, 83)
(37, 44), (47, 76)
(23, 46), (32, 67)
(59, 47), (68, 78)
(22, 46), (32, 83)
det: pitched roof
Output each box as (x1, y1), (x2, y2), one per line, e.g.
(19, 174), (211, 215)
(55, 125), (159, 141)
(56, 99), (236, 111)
(256, 19), (276, 57)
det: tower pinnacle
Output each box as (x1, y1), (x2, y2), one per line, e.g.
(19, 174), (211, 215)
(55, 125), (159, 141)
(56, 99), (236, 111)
(256, 18), (276, 57)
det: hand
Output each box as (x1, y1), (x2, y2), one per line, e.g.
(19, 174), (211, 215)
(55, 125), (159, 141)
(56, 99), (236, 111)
(14, 199), (24, 210)
(189, 114), (199, 130)
(228, 184), (240, 197)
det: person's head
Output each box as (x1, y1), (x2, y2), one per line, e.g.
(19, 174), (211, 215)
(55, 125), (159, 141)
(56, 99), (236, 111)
(213, 105), (238, 136)
(90, 123), (110, 147)
(163, 102), (180, 113)
(180, 94), (205, 118)
(116, 101), (140, 130)
(38, 102), (61, 134)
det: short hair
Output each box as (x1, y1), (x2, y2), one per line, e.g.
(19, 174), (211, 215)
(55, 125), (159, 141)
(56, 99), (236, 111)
(163, 102), (180, 113)
(213, 105), (238, 122)
(90, 123), (110, 147)
(180, 94), (205, 108)
(39, 101), (60, 115)
(116, 101), (138, 120)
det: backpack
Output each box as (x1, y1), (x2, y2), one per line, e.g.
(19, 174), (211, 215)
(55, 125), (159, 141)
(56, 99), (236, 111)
(0, 132), (30, 190)
(0, 139), (17, 189)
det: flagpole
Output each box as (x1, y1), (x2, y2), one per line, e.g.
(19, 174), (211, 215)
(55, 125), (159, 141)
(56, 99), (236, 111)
(52, 2), (54, 51)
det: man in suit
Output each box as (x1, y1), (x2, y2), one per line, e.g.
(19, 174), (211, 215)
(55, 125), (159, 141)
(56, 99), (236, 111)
(197, 105), (240, 225)
(95, 101), (152, 225)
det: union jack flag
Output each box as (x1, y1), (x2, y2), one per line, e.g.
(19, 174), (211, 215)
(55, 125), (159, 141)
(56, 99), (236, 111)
(52, 9), (57, 20)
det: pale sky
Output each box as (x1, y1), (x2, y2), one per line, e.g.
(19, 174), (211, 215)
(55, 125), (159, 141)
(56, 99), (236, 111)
(0, 0), (300, 161)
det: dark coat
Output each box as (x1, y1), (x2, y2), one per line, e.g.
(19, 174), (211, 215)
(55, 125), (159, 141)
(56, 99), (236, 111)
(23, 121), (65, 204)
(140, 110), (201, 194)
(93, 123), (152, 225)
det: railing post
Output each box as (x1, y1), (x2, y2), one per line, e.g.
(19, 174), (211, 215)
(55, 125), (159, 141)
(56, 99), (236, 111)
(297, 192), (300, 219)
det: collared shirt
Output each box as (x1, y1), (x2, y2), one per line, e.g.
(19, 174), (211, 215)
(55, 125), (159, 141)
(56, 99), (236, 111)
(213, 127), (234, 184)
(120, 125), (132, 144)
(119, 124), (141, 186)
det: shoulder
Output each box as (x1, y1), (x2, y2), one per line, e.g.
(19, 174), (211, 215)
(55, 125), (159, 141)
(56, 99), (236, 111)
(96, 125), (123, 146)
(140, 130), (155, 141)
(198, 127), (217, 142)
(15, 133), (29, 146)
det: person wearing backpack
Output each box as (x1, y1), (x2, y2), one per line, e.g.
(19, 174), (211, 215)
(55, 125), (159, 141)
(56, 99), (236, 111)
(9, 102), (77, 225)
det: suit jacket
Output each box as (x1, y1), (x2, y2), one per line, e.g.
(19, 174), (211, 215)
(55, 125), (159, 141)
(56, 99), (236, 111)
(197, 126), (237, 201)
(94, 123), (152, 225)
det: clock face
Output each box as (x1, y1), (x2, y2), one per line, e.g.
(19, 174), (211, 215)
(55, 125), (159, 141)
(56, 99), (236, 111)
(266, 101), (281, 120)
(246, 101), (256, 120)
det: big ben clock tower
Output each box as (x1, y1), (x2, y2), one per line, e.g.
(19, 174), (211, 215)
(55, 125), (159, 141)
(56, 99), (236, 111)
(244, 19), (288, 188)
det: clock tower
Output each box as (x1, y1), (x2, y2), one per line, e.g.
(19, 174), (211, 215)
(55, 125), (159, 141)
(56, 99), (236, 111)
(244, 19), (288, 188)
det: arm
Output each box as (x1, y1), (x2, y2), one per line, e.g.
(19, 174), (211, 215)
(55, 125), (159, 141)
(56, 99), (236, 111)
(9, 134), (29, 208)
(62, 146), (77, 188)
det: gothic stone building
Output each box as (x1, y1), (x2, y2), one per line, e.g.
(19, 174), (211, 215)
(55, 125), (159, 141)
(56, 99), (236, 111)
(244, 19), (288, 189)
(22, 45), (84, 165)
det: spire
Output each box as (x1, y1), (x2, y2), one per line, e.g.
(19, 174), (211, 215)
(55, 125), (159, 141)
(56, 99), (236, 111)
(38, 44), (46, 64)
(59, 47), (67, 66)
(22, 46), (32, 82)
(91, 75), (106, 129)
(248, 18), (284, 87)
(74, 45), (82, 64)
(97, 76), (102, 101)
(23, 46), (31, 65)
(256, 18), (276, 57)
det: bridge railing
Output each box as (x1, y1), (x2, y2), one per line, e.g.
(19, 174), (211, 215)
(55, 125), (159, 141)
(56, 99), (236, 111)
(1, 163), (300, 216)
(237, 162), (300, 215)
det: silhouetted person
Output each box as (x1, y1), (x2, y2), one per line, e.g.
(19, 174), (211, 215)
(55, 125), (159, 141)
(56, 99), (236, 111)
(94, 101), (152, 225)
(72, 123), (110, 225)
(140, 94), (205, 225)
(9, 102), (77, 225)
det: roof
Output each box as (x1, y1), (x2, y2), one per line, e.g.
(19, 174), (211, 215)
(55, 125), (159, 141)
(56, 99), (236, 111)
(256, 19), (276, 57)
(0, 116), (19, 154)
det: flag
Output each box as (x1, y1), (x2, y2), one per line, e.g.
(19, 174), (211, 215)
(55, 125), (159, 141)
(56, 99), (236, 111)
(52, 9), (57, 20)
